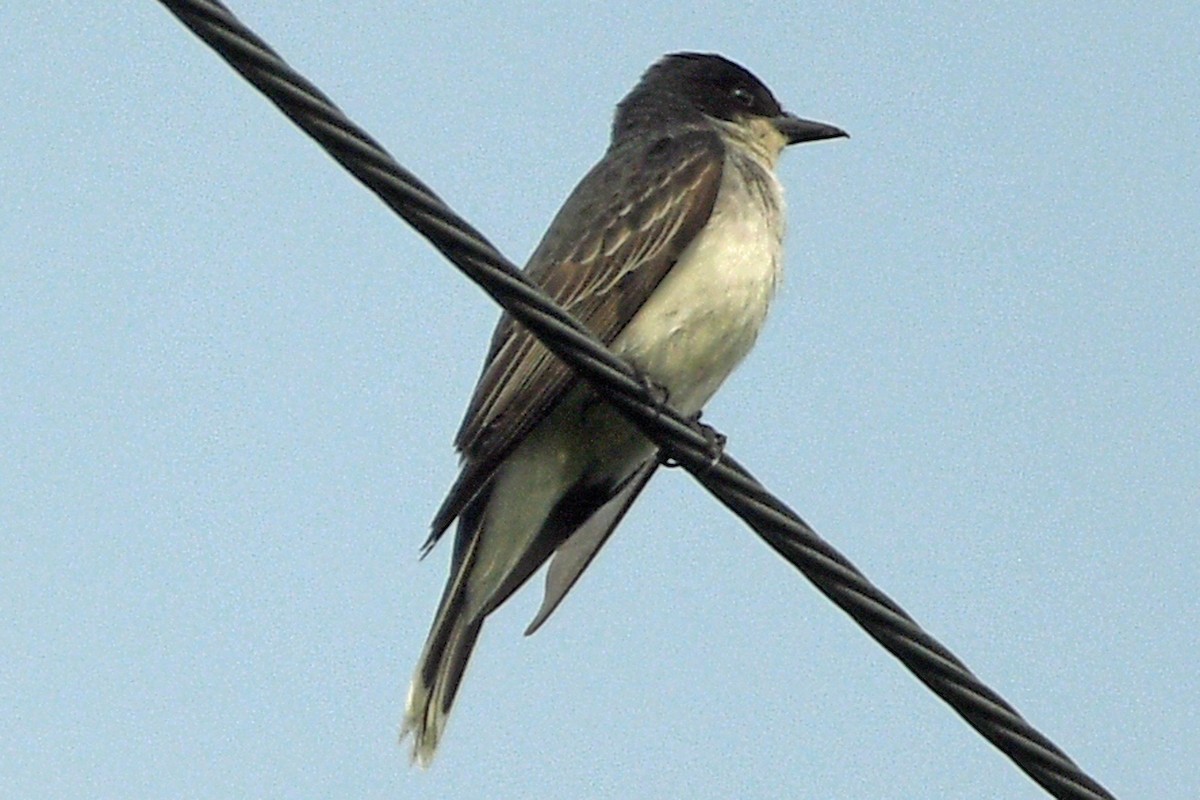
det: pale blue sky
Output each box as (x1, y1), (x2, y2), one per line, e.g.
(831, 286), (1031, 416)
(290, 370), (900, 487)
(3, 3), (1197, 798)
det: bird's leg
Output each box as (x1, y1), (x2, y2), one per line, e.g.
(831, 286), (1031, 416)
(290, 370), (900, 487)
(691, 411), (727, 468)
(629, 370), (726, 470)
(657, 410), (726, 470)
(632, 369), (686, 467)
(634, 368), (672, 417)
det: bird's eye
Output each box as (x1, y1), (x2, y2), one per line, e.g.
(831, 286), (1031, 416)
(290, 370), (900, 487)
(731, 86), (756, 108)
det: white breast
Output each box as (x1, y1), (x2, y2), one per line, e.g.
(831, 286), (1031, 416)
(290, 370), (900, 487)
(613, 152), (785, 416)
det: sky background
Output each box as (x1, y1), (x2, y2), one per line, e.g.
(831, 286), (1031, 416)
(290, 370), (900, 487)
(3, 3), (1197, 799)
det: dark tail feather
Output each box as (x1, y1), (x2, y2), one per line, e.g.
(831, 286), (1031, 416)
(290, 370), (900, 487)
(401, 575), (484, 767)
(402, 492), (490, 767)
(525, 460), (658, 635)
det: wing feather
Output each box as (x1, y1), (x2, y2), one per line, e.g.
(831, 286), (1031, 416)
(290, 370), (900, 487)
(426, 129), (724, 545)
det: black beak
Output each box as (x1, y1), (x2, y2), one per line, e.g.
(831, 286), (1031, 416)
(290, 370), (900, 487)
(774, 113), (848, 145)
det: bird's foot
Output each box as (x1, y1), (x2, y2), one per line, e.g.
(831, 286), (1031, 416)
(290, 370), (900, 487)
(658, 411), (726, 470)
(635, 369), (672, 417)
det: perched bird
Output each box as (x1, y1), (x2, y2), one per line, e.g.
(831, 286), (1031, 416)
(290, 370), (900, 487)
(402, 52), (846, 765)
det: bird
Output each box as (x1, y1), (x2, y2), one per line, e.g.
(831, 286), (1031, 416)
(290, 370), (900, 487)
(401, 52), (846, 766)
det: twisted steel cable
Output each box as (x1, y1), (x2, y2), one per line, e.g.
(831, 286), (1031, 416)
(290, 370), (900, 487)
(157, 2), (1117, 798)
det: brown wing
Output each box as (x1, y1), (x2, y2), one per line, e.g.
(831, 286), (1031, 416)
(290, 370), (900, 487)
(425, 129), (724, 545)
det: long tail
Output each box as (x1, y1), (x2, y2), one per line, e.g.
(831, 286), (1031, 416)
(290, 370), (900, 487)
(402, 488), (493, 768)
(401, 576), (484, 767)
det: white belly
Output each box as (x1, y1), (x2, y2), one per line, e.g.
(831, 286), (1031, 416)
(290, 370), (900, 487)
(612, 156), (785, 416)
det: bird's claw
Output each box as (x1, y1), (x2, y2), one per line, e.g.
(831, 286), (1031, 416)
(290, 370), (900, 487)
(694, 415), (727, 468)
(636, 369), (671, 417)
(658, 411), (726, 470)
